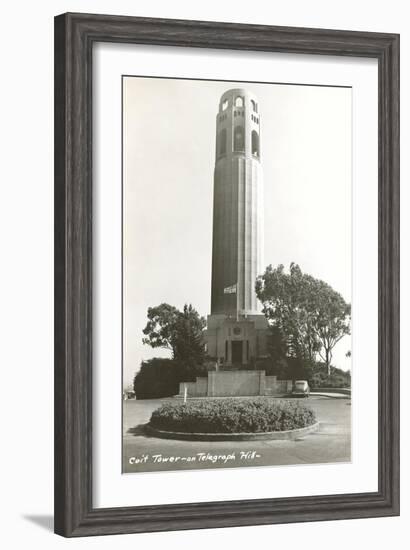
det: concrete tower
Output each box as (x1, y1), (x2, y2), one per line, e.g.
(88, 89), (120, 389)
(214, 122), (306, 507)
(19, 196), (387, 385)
(205, 89), (268, 367)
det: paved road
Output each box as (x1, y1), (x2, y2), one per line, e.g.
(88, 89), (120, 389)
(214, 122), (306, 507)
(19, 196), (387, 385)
(122, 396), (351, 473)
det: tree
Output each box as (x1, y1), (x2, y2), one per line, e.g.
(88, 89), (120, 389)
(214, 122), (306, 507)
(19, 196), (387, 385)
(309, 280), (351, 375)
(255, 263), (319, 364)
(142, 303), (206, 364)
(267, 325), (289, 365)
(255, 263), (350, 375)
(141, 303), (179, 353)
(172, 304), (207, 365)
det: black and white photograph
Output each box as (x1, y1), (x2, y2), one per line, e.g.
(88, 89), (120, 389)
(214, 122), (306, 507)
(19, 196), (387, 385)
(122, 76), (352, 474)
(0, 0), (404, 545)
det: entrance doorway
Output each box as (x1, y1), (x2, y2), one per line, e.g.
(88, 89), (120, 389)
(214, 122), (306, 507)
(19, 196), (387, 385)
(231, 340), (243, 365)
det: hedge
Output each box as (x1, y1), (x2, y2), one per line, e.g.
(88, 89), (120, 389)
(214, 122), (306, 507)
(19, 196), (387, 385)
(149, 398), (316, 434)
(133, 358), (208, 399)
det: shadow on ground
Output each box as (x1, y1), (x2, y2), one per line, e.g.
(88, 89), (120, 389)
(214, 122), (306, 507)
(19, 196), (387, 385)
(127, 423), (153, 437)
(23, 515), (54, 532)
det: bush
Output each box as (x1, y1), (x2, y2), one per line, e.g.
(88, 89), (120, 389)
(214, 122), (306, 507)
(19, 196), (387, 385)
(309, 366), (351, 389)
(133, 358), (208, 399)
(149, 398), (316, 434)
(133, 359), (180, 399)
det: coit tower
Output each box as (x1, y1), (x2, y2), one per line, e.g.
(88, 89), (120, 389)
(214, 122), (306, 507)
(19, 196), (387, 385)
(206, 88), (268, 367)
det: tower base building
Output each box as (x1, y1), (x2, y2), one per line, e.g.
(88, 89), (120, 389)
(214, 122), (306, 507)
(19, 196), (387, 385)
(206, 314), (269, 367)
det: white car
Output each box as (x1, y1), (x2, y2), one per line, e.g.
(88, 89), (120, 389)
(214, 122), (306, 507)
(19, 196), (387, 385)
(292, 380), (310, 397)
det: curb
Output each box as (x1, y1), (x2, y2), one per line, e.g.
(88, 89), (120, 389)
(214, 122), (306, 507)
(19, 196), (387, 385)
(172, 394), (289, 400)
(310, 393), (350, 399)
(145, 421), (320, 442)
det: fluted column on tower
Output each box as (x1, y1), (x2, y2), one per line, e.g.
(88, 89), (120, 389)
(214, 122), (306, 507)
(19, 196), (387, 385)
(211, 88), (264, 317)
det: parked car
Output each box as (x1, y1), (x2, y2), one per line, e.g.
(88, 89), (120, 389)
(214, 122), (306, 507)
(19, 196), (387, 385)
(292, 380), (310, 397)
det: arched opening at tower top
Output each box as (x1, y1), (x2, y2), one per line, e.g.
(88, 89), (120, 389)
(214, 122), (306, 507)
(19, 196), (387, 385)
(235, 96), (244, 107)
(251, 99), (258, 113)
(252, 130), (260, 157)
(234, 126), (245, 152)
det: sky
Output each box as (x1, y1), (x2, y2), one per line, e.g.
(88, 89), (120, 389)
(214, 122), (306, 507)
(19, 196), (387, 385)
(123, 77), (352, 387)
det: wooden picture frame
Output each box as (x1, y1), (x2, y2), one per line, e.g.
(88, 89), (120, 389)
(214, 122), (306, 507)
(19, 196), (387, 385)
(54, 12), (400, 537)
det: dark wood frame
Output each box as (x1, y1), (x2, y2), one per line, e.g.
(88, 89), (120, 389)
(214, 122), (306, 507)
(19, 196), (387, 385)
(54, 12), (400, 537)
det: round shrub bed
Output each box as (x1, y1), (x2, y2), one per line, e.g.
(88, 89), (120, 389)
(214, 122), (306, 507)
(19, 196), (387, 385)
(148, 398), (316, 435)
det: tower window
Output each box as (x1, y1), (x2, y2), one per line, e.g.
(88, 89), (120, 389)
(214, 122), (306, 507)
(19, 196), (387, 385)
(235, 96), (244, 107)
(234, 126), (245, 152)
(222, 99), (228, 111)
(251, 99), (258, 113)
(219, 128), (227, 156)
(252, 130), (260, 157)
